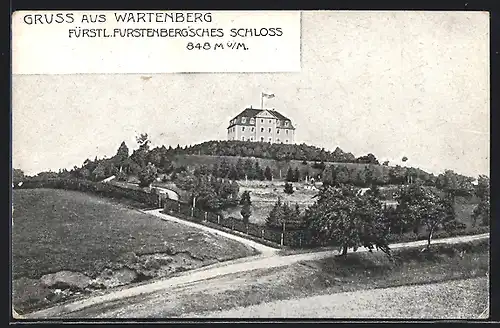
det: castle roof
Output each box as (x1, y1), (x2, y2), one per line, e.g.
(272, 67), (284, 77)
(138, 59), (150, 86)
(228, 108), (294, 129)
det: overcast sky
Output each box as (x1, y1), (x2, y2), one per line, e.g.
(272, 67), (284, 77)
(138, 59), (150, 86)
(13, 11), (489, 178)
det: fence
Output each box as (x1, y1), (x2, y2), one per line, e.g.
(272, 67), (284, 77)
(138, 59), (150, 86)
(162, 198), (314, 248)
(14, 178), (161, 207)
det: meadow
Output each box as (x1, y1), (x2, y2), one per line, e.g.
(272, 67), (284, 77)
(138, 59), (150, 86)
(12, 188), (255, 313)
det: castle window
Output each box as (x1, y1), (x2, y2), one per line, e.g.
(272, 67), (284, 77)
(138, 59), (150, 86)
(261, 119), (264, 123)
(260, 137), (264, 142)
(285, 121), (289, 127)
(250, 118), (255, 124)
(242, 127), (245, 131)
(250, 137), (254, 141)
(268, 137), (272, 142)
(269, 120), (272, 123)
(268, 128), (272, 133)
(242, 117), (246, 123)
(261, 127), (264, 132)
(242, 136), (245, 141)
(251, 127), (255, 132)
(285, 139), (289, 143)
(277, 138), (280, 142)
(277, 129), (280, 134)
(286, 130), (289, 134)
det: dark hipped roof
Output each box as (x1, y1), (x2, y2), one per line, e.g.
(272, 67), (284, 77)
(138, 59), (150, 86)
(231, 108), (262, 121)
(228, 108), (295, 129)
(231, 108), (291, 121)
(268, 110), (290, 121)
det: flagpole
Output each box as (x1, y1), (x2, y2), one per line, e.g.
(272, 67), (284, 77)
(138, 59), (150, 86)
(260, 93), (263, 109)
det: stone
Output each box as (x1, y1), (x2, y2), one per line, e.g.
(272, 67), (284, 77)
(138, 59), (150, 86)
(40, 271), (92, 291)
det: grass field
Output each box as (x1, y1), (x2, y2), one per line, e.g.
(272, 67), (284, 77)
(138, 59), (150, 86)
(12, 188), (256, 313)
(129, 239), (489, 317)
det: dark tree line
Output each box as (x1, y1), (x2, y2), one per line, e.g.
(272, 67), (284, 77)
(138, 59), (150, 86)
(181, 140), (368, 163)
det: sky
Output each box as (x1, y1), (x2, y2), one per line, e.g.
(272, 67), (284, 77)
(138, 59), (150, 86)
(12, 11), (490, 178)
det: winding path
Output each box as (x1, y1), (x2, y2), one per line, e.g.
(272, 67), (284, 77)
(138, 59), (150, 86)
(24, 226), (489, 319)
(144, 209), (279, 256)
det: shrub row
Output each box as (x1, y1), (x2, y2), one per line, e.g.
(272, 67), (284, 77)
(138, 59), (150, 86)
(163, 199), (295, 246)
(162, 199), (489, 250)
(14, 178), (160, 207)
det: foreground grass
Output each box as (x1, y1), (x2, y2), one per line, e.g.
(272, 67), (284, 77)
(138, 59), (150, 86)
(140, 239), (489, 317)
(12, 189), (256, 313)
(191, 277), (488, 318)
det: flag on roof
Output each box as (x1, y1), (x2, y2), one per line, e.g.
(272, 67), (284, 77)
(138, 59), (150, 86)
(262, 92), (275, 99)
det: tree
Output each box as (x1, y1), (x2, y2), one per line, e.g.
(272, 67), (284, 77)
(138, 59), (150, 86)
(294, 167), (301, 182)
(436, 170), (475, 212)
(92, 161), (108, 181)
(243, 159), (255, 180)
(475, 175), (490, 200)
(397, 183), (451, 248)
(322, 165), (334, 187)
(235, 159), (245, 180)
(114, 141), (129, 171)
(219, 159), (231, 178)
(336, 166), (350, 184)
(228, 165), (239, 180)
(264, 166), (273, 181)
(356, 153), (379, 165)
(136, 133), (150, 149)
(284, 182), (294, 194)
(240, 191), (252, 225)
(266, 197), (285, 228)
(230, 180), (240, 199)
(364, 166), (374, 186)
(13, 169), (25, 184)
(473, 175), (490, 226)
(304, 185), (391, 257)
(131, 133), (151, 169)
(473, 197), (490, 226)
(138, 162), (158, 188)
(286, 167), (295, 182)
(239, 190), (251, 205)
(255, 162), (265, 180)
(389, 165), (407, 185)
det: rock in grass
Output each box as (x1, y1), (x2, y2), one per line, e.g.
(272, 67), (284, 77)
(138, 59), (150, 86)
(40, 271), (92, 291)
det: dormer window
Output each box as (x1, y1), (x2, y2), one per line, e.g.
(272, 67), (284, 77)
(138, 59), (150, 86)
(242, 117), (246, 123)
(285, 121), (289, 127)
(250, 118), (255, 124)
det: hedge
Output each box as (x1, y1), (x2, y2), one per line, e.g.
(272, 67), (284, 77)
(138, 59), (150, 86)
(161, 198), (490, 250)
(14, 178), (159, 207)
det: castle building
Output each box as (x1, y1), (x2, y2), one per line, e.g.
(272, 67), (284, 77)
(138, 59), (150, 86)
(227, 108), (295, 144)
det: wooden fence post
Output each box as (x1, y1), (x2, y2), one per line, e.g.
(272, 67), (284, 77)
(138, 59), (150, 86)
(246, 225), (249, 234)
(217, 215), (220, 225)
(191, 207), (194, 217)
(204, 212), (207, 222)
(178, 203), (181, 212)
(261, 229), (264, 239)
(280, 233), (284, 246)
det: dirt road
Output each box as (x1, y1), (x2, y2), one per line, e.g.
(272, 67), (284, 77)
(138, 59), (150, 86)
(24, 231), (489, 319)
(185, 277), (488, 319)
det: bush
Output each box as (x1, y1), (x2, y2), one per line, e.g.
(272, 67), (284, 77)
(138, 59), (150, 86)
(284, 183), (294, 194)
